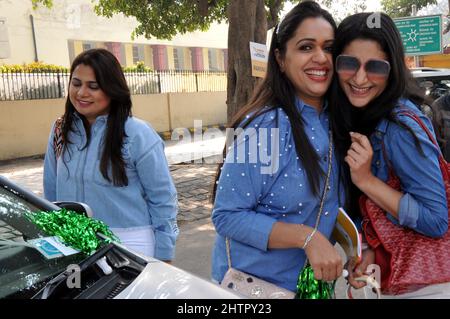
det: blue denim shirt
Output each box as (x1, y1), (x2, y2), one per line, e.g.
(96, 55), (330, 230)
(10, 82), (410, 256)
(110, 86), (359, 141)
(370, 98), (448, 237)
(43, 114), (179, 260)
(211, 99), (345, 292)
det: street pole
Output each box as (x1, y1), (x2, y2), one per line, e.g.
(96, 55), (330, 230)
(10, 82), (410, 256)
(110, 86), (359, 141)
(412, 4), (420, 67)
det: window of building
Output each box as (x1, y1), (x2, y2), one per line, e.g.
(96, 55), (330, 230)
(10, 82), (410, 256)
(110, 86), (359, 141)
(82, 43), (92, 51)
(173, 47), (180, 70)
(208, 49), (218, 71)
(132, 45), (140, 64)
(0, 17), (11, 59)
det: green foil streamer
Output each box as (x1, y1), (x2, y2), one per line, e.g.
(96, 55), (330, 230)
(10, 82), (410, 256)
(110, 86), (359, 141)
(296, 265), (336, 299)
(25, 208), (119, 255)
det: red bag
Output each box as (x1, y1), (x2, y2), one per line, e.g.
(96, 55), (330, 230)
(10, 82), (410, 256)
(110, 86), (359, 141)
(360, 110), (450, 295)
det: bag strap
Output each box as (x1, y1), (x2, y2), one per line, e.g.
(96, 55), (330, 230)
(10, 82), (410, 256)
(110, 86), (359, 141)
(397, 110), (441, 155)
(397, 109), (448, 181)
(379, 109), (446, 175)
(53, 117), (64, 160)
(225, 130), (334, 269)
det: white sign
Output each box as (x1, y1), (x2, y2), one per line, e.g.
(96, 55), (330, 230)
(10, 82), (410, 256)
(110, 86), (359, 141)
(249, 42), (268, 78)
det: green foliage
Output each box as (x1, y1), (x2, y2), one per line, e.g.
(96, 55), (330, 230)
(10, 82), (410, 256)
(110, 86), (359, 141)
(94, 0), (229, 40)
(31, 0), (53, 9)
(0, 61), (68, 73)
(381, 0), (437, 18)
(32, 0), (289, 40)
(122, 61), (153, 73)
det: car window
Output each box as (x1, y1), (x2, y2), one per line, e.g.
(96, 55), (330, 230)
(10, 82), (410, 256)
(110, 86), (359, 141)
(0, 186), (85, 299)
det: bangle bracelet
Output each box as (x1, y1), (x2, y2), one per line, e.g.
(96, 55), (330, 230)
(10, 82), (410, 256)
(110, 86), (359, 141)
(302, 228), (317, 250)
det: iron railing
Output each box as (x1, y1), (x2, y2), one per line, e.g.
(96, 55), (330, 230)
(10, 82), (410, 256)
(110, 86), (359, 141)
(0, 70), (227, 101)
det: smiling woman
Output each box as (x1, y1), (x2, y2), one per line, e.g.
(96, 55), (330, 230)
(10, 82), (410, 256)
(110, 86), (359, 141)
(329, 12), (450, 298)
(69, 64), (111, 124)
(43, 49), (179, 263)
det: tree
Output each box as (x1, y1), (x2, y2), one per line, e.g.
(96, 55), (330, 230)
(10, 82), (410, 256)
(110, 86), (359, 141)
(381, 0), (437, 18)
(33, 0), (287, 122)
(318, 0), (367, 22)
(31, 0), (375, 121)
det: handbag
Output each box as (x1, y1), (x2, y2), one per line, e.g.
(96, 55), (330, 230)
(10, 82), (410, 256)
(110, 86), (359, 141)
(360, 109), (450, 295)
(220, 240), (296, 299)
(220, 131), (333, 299)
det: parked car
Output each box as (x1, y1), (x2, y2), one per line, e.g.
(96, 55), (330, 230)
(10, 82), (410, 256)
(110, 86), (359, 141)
(0, 175), (239, 299)
(411, 67), (450, 101)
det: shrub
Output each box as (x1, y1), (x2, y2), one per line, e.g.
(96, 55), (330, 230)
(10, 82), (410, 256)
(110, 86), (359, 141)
(0, 61), (69, 73)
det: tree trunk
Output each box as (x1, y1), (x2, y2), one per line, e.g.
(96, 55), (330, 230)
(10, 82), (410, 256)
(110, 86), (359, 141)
(226, 0), (267, 123)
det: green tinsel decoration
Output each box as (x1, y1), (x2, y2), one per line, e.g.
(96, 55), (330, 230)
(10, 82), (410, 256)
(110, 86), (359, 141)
(296, 265), (336, 299)
(25, 208), (119, 255)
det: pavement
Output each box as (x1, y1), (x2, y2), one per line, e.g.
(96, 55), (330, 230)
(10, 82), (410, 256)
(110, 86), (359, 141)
(0, 131), (368, 299)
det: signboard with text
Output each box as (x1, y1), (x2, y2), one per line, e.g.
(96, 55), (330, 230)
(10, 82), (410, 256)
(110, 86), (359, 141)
(249, 42), (268, 78)
(394, 14), (442, 56)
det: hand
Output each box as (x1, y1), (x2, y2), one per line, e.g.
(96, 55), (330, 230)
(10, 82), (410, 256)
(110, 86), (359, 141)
(304, 228), (343, 282)
(344, 132), (374, 189)
(345, 248), (375, 289)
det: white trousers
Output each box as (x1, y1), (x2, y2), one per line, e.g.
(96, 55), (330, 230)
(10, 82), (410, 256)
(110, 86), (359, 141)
(110, 225), (155, 258)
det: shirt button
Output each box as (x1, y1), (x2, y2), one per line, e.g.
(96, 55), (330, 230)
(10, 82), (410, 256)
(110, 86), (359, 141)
(324, 211), (329, 216)
(376, 160), (381, 167)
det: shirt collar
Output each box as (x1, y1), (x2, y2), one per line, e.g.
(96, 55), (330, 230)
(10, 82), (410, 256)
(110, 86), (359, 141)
(72, 112), (108, 124)
(295, 97), (328, 113)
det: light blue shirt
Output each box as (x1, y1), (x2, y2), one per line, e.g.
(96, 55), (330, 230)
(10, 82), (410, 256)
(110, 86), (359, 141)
(43, 114), (179, 260)
(371, 98), (448, 237)
(211, 98), (345, 292)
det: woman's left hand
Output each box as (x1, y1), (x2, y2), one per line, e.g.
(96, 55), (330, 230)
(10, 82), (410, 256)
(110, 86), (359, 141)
(344, 132), (374, 189)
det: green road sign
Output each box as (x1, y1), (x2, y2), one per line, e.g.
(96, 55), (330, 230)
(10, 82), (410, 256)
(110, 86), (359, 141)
(394, 14), (442, 56)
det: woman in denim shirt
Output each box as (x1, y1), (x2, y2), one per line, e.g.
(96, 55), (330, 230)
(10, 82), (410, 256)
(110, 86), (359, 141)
(211, 1), (344, 293)
(330, 13), (449, 297)
(43, 49), (178, 261)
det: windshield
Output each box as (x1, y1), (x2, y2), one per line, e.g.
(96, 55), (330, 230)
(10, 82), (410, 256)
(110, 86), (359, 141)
(0, 185), (86, 299)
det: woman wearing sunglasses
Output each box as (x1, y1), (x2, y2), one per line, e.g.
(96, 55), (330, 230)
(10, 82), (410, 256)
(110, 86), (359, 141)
(330, 13), (449, 298)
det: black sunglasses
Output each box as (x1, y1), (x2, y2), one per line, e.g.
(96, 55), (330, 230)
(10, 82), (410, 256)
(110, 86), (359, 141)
(336, 55), (391, 80)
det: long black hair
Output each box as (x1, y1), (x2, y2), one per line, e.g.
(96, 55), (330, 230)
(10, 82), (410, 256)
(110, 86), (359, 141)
(61, 48), (132, 186)
(212, 1), (336, 200)
(329, 12), (425, 215)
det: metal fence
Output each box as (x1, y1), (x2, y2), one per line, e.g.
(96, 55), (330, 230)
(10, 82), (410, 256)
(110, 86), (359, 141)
(0, 70), (227, 101)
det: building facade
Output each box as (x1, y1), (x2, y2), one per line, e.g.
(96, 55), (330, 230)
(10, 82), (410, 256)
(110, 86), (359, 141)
(0, 0), (228, 71)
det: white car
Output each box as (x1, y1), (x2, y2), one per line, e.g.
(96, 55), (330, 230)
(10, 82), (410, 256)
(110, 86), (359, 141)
(0, 175), (239, 299)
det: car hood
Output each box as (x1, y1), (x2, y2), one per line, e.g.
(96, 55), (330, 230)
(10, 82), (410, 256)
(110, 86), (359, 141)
(114, 260), (240, 299)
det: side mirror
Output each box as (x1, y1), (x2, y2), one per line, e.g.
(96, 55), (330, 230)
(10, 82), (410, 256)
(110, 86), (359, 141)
(420, 80), (434, 89)
(52, 201), (93, 217)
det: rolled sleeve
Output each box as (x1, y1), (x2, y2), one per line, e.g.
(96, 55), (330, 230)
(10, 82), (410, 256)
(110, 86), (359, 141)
(397, 193), (419, 229)
(386, 114), (448, 237)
